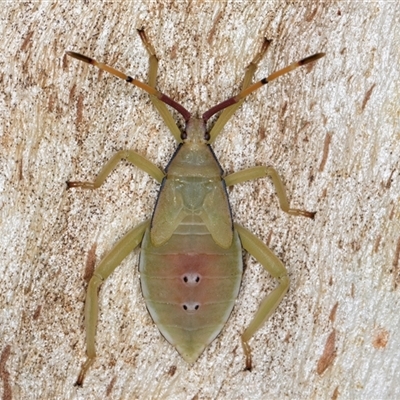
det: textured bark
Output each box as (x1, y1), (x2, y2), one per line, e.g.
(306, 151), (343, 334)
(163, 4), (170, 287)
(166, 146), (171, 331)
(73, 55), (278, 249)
(1, 2), (399, 399)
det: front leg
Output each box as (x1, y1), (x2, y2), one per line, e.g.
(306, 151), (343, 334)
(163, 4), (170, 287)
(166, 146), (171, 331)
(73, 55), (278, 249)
(209, 38), (271, 143)
(235, 223), (289, 371)
(76, 220), (150, 386)
(137, 29), (181, 143)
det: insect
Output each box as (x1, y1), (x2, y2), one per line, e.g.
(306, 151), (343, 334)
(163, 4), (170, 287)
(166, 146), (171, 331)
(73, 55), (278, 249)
(67, 30), (324, 385)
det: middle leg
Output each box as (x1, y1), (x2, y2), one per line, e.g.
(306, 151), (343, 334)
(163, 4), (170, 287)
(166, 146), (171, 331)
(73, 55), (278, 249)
(224, 166), (315, 218)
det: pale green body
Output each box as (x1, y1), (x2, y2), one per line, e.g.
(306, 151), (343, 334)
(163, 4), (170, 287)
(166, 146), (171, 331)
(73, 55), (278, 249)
(69, 30), (320, 384)
(140, 121), (242, 362)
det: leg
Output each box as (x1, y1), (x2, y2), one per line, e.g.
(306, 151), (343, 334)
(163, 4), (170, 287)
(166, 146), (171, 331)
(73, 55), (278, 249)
(67, 29), (189, 141)
(137, 29), (181, 143)
(67, 149), (165, 189)
(224, 166), (315, 218)
(76, 220), (150, 386)
(235, 223), (289, 370)
(208, 38), (271, 143)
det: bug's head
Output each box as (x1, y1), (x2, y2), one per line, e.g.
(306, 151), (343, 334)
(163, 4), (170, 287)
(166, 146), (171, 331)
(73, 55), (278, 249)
(181, 117), (210, 144)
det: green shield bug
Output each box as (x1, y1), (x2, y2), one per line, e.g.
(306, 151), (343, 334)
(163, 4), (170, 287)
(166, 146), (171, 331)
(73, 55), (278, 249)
(67, 30), (324, 385)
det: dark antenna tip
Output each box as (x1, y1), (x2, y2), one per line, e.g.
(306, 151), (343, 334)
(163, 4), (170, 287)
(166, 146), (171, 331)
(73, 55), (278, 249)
(66, 51), (93, 65)
(300, 53), (325, 65)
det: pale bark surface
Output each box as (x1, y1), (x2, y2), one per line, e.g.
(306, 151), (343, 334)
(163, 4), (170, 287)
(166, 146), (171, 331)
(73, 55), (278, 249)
(0, 2), (399, 399)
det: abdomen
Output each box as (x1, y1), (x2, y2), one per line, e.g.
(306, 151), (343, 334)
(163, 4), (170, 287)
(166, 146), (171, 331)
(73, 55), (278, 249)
(139, 215), (243, 362)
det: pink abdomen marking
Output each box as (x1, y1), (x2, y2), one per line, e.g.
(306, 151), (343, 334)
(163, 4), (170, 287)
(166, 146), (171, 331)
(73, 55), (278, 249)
(139, 225), (242, 362)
